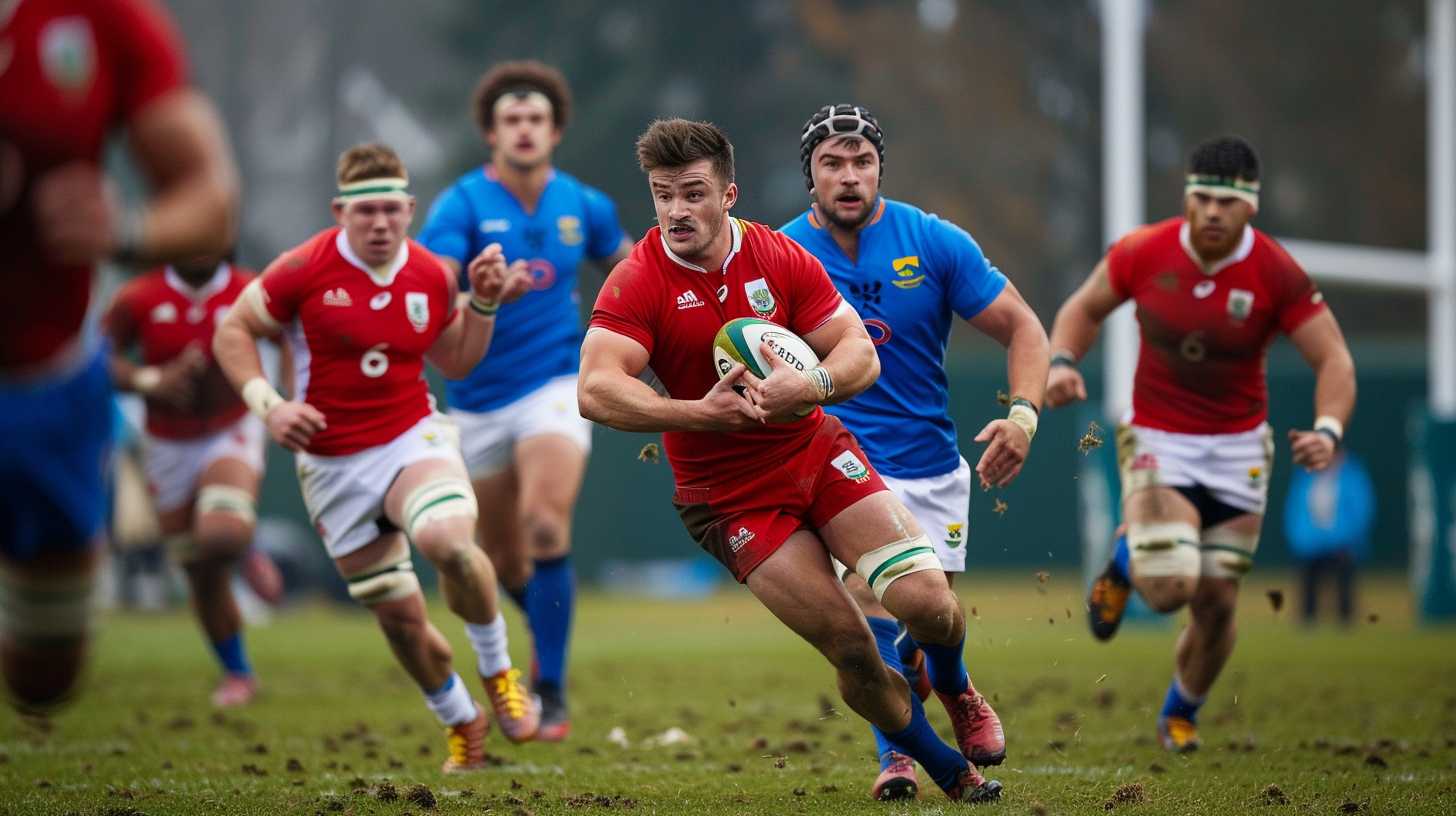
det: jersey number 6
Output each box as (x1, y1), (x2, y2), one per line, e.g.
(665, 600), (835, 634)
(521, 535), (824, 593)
(361, 343), (390, 378)
(1179, 331), (1206, 363)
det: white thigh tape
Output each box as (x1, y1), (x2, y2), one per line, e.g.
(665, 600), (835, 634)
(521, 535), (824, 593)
(855, 535), (941, 601)
(1127, 521), (1201, 579)
(1200, 526), (1259, 579)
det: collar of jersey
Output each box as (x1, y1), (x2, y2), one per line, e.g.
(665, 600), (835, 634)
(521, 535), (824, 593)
(1179, 220), (1254, 276)
(807, 197), (887, 231)
(335, 228), (408, 286)
(661, 216), (743, 274)
(164, 263), (231, 302)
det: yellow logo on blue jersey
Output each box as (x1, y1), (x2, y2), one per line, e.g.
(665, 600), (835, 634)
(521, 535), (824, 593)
(891, 255), (925, 289)
(557, 215), (583, 246)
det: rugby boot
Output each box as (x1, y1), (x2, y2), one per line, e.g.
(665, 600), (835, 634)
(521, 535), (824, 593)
(1087, 561), (1132, 642)
(944, 764), (1003, 804)
(482, 667), (540, 743)
(870, 752), (919, 801)
(535, 684), (571, 742)
(1157, 715), (1201, 753)
(210, 674), (258, 708)
(901, 648), (933, 702)
(441, 703), (491, 773)
(935, 686), (1007, 767)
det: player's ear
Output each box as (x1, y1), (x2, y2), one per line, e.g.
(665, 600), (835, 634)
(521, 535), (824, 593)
(331, 200), (345, 224)
(722, 181), (738, 211)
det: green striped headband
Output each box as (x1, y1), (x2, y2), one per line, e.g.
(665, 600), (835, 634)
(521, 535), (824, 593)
(1185, 174), (1259, 209)
(335, 177), (410, 202)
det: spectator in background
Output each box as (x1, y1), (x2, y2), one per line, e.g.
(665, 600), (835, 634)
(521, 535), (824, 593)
(1283, 450), (1375, 626)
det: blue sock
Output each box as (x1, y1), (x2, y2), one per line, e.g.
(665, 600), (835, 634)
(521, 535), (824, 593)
(866, 617), (904, 768)
(210, 633), (251, 677)
(1160, 676), (1204, 722)
(884, 692), (968, 791)
(894, 621), (920, 666)
(919, 635), (970, 696)
(1111, 533), (1131, 583)
(524, 556), (575, 693)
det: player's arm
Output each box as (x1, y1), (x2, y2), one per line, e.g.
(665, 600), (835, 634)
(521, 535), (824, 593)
(100, 287), (203, 409)
(1045, 258), (1128, 408)
(967, 281), (1050, 488)
(578, 330), (760, 432)
(1286, 310), (1356, 471)
(426, 244), (530, 378)
(739, 305), (879, 423)
(213, 280), (324, 452)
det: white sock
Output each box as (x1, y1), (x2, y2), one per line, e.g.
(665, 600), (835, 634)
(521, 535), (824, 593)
(464, 615), (511, 678)
(423, 672), (477, 726)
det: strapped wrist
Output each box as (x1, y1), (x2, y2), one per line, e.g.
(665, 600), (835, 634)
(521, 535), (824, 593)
(469, 294), (499, 316)
(131, 366), (161, 394)
(1314, 415), (1343, 446)
(241, 377), (284, 420)
(1050, 350), (1078, 369)
(803, 365), (834, 403)
(1007, 401), (1038, 442)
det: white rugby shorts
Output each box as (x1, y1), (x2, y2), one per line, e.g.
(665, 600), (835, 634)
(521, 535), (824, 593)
(144, 415), (265, 513)
(879, 457), (973, 573)
(295, 413), (466, 558)
(1116, 420), (1274, 516)
(449, 374), (593, 479)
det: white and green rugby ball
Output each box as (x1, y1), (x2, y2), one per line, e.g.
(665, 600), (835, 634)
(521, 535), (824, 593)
(713, 318), (820, 415)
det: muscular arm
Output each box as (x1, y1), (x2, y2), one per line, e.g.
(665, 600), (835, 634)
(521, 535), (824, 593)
(801, 308), (879, 404)
(126, 90), (239, 262)
(425, 309), (494, 379)
(1047, 258), (1127, 361)
(212, 290), (277, 393)
(969, 281), (1049, 408)
(578, 329), (756, 432)
(1289, 310), (1356, 427)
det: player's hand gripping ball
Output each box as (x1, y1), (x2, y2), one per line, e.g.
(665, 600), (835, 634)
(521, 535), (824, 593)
(712, 317), (820, 418)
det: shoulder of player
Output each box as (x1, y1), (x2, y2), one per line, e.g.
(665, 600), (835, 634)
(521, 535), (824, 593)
(404, 240), (458, 291)
(111, 268), (167, 308)
(1248, 227), (1302, 270)
(262, 228), (336, 278)
(778, 209), (816, 241)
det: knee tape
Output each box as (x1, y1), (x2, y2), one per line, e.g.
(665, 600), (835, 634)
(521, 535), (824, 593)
(1127, 521), (1201, 579)
(1200, 526), (1259, 579)
(0, 568), (95, 642)
(855, 535), (941, 602)
(400, 478), (477, 543)
(196, 485), (257, 524)
(342, 538), (419, 605)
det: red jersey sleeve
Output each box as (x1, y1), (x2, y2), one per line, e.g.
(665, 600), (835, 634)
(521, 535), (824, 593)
(1266, 238), (1327, 334)
(105, 0), (188, 122)
(772, 228), (843, 336)
(257, 251), (313, 326)
(1104, 231), (1140, 299)
(589, 258), (658, 355)
(101, 277), (145, 349)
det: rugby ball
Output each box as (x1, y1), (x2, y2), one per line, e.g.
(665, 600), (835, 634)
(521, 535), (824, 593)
(713, 318), (820, 416)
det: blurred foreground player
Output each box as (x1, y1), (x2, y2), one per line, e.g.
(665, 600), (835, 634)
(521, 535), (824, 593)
(783, 103), (1050, 800)
(0, 0), (238, 711)
(1045, 136), (1356, 751)
(419, 61), (631, 739)
(580, 119), (1001, 803)
(214, 143), (537, 771)
(103, 252), (279, 706)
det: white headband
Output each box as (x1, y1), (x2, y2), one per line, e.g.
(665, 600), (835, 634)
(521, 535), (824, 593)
(493, 90), (553, 117)
(335, 177), (410, 204)
(1185, 174), (1259, 210)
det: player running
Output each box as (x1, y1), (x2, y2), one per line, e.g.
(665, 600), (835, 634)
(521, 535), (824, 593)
(103, 253), (281, 707)
(1, 0), (238, 711)
(419, 61), (632, 740)
(1046, 136), (1356, 752)
(213, 143), (537, 770)
(580, 119), (1002, 803)
(782, 104), (1049, 800)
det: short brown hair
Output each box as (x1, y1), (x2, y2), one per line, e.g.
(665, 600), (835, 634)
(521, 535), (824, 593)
(336, 143), (407, 185)
(472, 60), (572, 133)
(635, 119), (735, 186)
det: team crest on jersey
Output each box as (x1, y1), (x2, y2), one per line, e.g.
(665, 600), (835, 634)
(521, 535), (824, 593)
(40, 17), (95, 95)
(557, 215), (583, 246)
(150, 302), (178, 324)
(1227, 288), (1255, 320)
(891, 256), (925, 289)
(831, 450), (871, 484)
(405, 292), (429, 332)
(944, 523), (964, 550)
(744, 278), (776, 317)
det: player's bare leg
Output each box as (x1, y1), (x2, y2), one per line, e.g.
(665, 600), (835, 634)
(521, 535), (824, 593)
(472, 468), (528, 591)
(748, 531), (997, 803)
(176, 457), (261, 706)
(512, 433), (586, 741)
(0, 546), (98, 712)
(387, 459), (539, 742)
(1123, 487), (1202, 612)
(819, 493), (1002, 802)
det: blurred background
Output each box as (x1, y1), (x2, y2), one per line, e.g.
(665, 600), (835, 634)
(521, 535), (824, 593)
(103, 0), (1437, 609)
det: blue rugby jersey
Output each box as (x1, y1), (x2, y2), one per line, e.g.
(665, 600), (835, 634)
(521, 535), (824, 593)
(419, 166), (626, 411)
(781, 198), (1007, 479)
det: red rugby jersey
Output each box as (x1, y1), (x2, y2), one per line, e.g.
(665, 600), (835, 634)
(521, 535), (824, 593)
(1106, 217), (1326, 434)
(257, 228), (458, 456)
(103, 264), (252, 439)
(0, 0), (187, 369)
(589, 218), (846, 486)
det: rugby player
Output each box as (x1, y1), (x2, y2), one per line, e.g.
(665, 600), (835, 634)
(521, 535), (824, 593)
(1046, 136), (1356, 751)
(782, 103), (1050, 800)
(419, 61), (632, 740)
(580, 119), (1002, 803)
(0, 0), (238, 711)
(213, 143), (537, 770)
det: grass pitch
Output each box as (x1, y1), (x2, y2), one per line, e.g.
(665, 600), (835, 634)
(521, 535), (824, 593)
(1, 573), (1453, 815)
